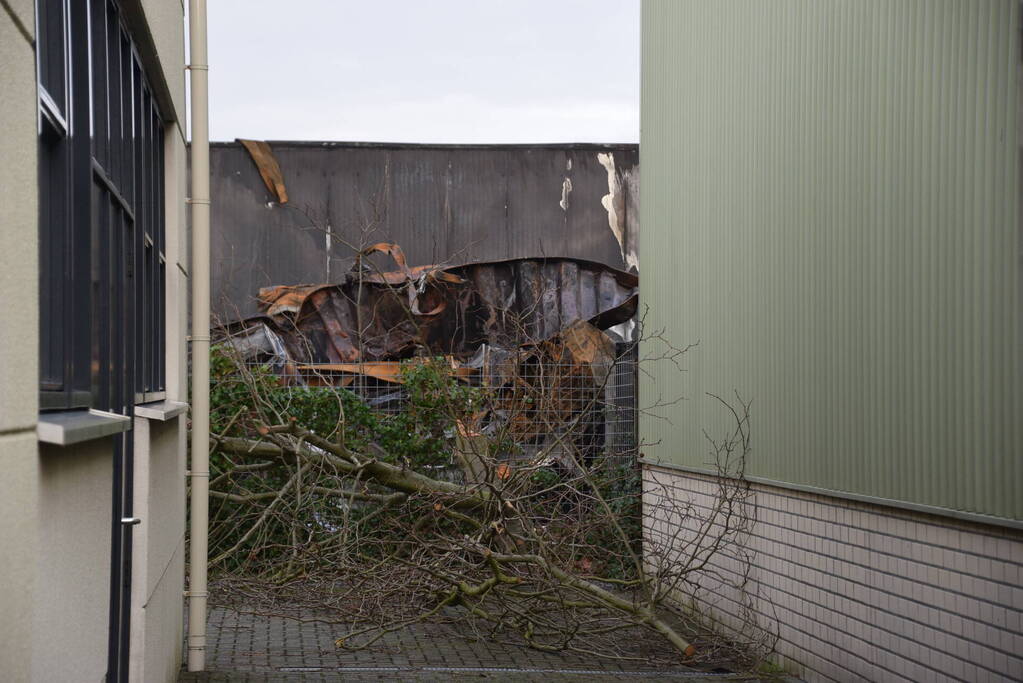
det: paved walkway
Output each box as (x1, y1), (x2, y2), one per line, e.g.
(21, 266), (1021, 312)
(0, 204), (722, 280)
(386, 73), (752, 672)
(178, 605), (752, 682)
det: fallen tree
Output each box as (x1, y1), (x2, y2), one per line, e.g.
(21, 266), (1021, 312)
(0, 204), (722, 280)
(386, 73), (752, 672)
(203, 338), (770, 665)
(203, 241), (769, 666)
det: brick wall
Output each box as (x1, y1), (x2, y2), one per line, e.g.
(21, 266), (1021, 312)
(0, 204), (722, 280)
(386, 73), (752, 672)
(642, 464), (1023, 682)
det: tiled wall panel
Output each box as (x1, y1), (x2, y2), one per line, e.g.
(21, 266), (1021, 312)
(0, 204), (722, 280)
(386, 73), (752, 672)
(644, 464), (1023, 682)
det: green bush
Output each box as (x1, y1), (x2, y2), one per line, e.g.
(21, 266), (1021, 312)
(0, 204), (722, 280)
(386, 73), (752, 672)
(209, 349), (491, 470)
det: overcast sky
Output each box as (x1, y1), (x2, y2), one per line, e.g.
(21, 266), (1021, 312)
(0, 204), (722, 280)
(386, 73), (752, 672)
(205, 0), (639, 144)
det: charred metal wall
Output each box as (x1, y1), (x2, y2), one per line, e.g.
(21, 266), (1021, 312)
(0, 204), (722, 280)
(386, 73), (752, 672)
(208, 142), (639, 319)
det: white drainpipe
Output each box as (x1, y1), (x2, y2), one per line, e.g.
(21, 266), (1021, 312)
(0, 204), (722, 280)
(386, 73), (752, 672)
(187, 0), (210, 672)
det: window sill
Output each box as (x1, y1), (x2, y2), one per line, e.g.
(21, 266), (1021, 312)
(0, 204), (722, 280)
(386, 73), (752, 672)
(134, 400), (187, 421)
(38, 409), (131, 446)
(134, 391), (167, 404)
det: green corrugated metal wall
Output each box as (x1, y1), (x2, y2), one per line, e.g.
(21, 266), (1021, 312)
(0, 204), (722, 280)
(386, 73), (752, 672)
(639, 0), (1022, 522)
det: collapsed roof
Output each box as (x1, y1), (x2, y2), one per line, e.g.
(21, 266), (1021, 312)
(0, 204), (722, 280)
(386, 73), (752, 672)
(221, 242), (638, 367)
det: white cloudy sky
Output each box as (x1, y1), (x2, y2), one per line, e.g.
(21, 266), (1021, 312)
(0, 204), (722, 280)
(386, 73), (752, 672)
(204, 0), (639, 143)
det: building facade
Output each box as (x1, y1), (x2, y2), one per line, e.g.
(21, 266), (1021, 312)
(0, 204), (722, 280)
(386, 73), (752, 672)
(0, 0), (189, 681)
(640, 1), (1022, 680)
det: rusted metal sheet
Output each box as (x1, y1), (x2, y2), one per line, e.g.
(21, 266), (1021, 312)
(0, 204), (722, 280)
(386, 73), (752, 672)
(296, 358), (475, 386)
(237, 139), (289, 204)
(243, 249), (637, 365)
(257, 284), (321, 316)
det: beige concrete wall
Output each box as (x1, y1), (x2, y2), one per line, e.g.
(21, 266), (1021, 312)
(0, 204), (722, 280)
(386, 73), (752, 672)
(166, 126), (189, 401)
(139, 542), (185, 683)
(2, 0), (34, 41)
(132, 3), (188, 680)
(0, 2), (39, 680)
(0, 5), (119, 681)
(643, 464), (1023, 682)
(0, 432), (38, 681)
(134, 4), (189, 681)
(0, 1), (187, 680)
(148, 5), (189, 681)
(133, 3), (188, 680)
(32, 442), (114, 683)
(130, 417), (187, 683)
(0, 0), (38, 438)
(141, 0), (186, 124)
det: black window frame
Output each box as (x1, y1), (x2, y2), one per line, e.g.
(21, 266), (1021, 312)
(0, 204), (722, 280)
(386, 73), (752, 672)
(37, 0), (167, 413)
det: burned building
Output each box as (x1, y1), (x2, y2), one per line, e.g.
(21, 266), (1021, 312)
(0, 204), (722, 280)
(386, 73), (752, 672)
(209, 141), (641, 464)
(208, 141), (639, 320)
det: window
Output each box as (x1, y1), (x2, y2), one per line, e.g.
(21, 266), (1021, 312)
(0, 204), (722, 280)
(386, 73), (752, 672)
(38, 0), (166, 412)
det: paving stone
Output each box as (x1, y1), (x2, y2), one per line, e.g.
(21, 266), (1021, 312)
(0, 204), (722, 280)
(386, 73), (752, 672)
(179, 605), (757, 682)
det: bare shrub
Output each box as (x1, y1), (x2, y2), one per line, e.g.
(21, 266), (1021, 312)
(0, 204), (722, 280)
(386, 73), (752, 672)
(201, 232), (772, 667)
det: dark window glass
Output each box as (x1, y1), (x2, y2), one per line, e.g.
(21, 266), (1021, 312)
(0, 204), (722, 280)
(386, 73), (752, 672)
(37, 0), (166, 411)
(37, 0), (66, 114)
(38, 119), (68, 393)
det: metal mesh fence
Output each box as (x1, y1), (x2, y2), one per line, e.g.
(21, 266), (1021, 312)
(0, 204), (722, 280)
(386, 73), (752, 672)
(605, 342), (639, 458)
(212, 346), (638, 463)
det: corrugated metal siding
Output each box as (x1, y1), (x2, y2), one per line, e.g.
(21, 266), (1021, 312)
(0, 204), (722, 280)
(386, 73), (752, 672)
(640, 0), (1022, 521)
(209, 143), (638, 319)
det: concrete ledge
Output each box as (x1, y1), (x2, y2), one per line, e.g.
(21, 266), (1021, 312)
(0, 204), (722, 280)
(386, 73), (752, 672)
(640, 458), (1023, 532)
(37, 409), (131, 446)
(134, 400), (188, 421)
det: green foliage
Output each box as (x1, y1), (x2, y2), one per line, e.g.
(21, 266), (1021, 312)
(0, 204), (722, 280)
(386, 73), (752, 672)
(529, 467), (561, 489)
(208, 350), (490, 572)
(372, 359), (480, 468)
(587, 458), (643, 580)
(209, 349), (482, 472)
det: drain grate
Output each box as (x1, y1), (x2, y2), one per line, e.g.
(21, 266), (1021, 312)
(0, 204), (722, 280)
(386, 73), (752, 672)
(278, 665), (735, 677)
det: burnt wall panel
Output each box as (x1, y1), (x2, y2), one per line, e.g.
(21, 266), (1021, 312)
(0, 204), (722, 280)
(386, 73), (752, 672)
(208, 142), (639, 318)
